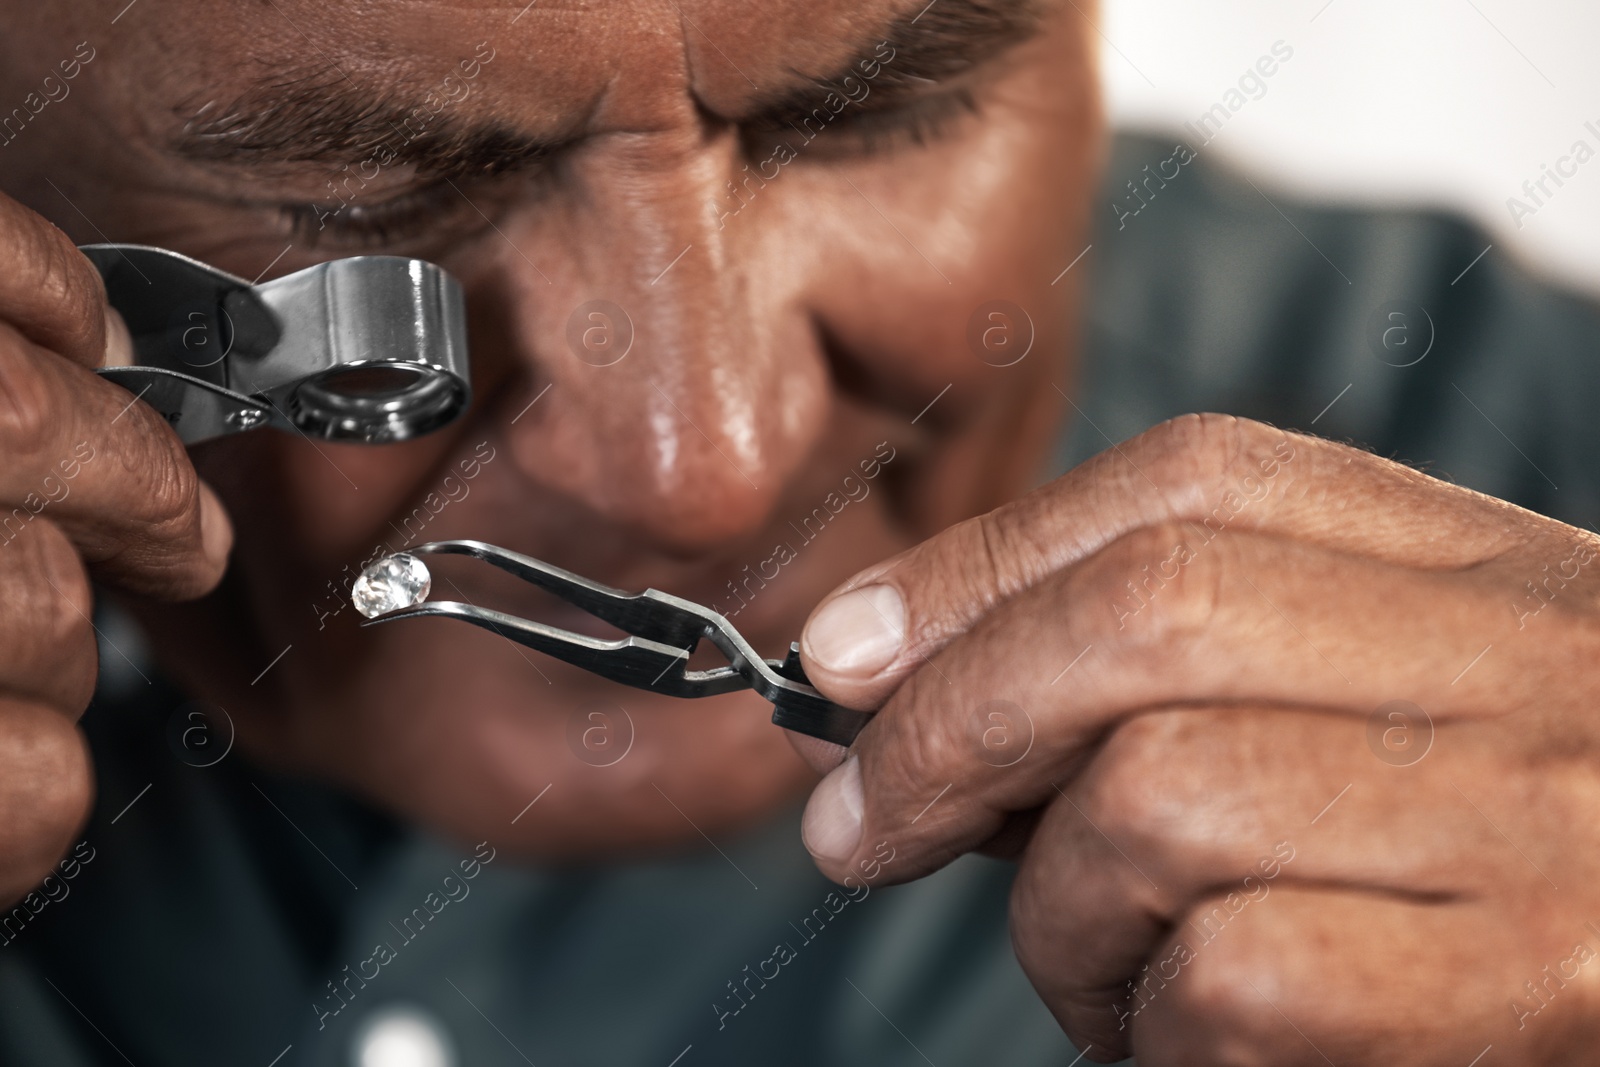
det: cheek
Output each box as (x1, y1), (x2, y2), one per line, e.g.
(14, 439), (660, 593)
(806, 5), (1094, 399)
(802, 43), (1100, 440)
(784, 18), (1099, 525)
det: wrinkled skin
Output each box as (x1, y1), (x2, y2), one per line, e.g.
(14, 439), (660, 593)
(4, 0), (1600, 1064)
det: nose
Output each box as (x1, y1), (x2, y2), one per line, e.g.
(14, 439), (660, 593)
(481, 129), (830, 555)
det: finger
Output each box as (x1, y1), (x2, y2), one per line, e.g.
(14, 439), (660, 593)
(0, 192), (126, 368)
(800, 414), (1540, 710)
(0, 698), (92, 904)
(1008, 707), (1548, 1055)
(799, 526), (1579, 880)
(0, 322), (232, 598)
(1132, 889), (1566, 1067)
(0, 518), (99, 713)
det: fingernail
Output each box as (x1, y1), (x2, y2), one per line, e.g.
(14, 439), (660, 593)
(102, 306), (134, 367)
(802, 755), (863, 863)
(198, 482), (234, 570)
(803, 584), (905, 677)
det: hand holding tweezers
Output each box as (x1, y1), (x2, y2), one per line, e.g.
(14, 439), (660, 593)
(360, 540), (873, 747)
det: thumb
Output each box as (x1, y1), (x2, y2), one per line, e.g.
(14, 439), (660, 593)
(796, 416), (1350, 712)
(798, 498), (1070, 712)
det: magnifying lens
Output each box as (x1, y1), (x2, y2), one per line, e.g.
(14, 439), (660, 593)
(83, 244), (471, 445)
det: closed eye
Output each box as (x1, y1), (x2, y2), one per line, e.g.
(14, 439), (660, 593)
(279, 180), (475, 248)
(740, 85), (983, 161)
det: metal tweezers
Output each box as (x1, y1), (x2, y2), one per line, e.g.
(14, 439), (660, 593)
(361, 539), (873, 747)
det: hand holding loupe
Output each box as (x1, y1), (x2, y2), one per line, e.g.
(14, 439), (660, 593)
(84, 245), (470, 445)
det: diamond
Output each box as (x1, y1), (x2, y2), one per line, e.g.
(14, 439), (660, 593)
(352, 553), (432, 618)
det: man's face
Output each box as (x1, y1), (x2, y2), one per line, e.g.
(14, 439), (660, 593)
(3, 0), (1099, 853)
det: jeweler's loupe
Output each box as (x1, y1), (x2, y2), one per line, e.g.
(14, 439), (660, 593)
(84, 244), (470, 445)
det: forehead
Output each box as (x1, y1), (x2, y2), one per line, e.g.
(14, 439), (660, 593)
(144, 0), (910, 134)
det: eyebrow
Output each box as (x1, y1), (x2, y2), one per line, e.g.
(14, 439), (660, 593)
(171, 0), (1041, 176)
(172, 63), (562, 177)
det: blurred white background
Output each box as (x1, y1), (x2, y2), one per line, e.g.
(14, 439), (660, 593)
(1098, 0), (1600, 294)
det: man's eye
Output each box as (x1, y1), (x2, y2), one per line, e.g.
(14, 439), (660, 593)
(741, 88), (983, 162)
(280, 182), (478, 249)
(828, 89), (984, 155)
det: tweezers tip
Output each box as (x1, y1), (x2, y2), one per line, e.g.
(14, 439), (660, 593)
(357, 602), (464, 627)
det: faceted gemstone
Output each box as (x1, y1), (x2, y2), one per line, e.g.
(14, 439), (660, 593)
(352, 553), (432, 618)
